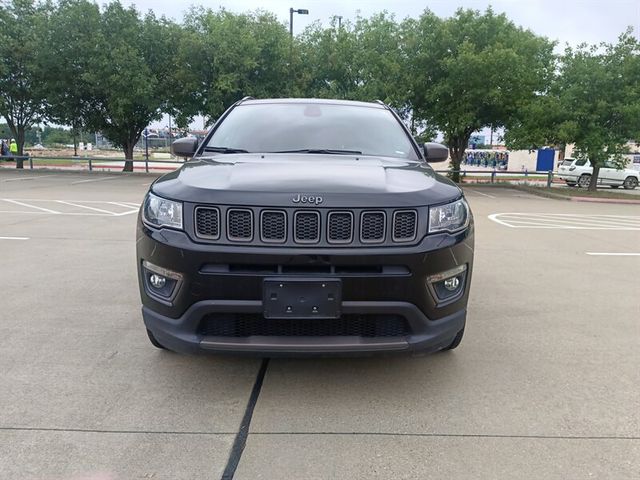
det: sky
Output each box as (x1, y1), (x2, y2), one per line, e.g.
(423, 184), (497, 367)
(124, 0), (640, 46)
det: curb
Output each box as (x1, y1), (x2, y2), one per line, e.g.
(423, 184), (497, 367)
(463, 184), (640, 205)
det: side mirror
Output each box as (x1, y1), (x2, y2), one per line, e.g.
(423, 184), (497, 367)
(171, 137), (198, 158)
(423, 142), (449, 162)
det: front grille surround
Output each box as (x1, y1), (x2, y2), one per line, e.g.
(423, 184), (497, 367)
(294, 211), (321, 244)
(260, 210), (287, 243)
(327, 211), (354, 244)
(227, 208), (254, 242)
(392, 210), (418, 242)
(194, 206), (220, 240)
(360, 211), (386, 244)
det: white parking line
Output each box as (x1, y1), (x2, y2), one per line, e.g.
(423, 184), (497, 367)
(0, 236), (29, 240)
(465, 188), (496, 198)
(489, 213), (640, 230)
(2, 175), (57, 182)
(2, 199), (61, 214)
(70, 176), (118, 185)
(586, 252), (640, 256)
(56, 200), (118, 215)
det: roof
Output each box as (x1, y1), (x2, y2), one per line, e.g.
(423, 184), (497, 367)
(240, 98), (386, 109)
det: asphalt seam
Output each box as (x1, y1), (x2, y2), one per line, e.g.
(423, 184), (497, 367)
(0, 426), (637, 441)
(220, 358), (270, 480)
(249, 432), (640, 440)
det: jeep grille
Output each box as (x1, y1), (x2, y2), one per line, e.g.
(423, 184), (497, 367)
(193, 206), (420, 246)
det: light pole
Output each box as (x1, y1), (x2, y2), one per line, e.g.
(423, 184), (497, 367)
(289, 7), (309, 37)
(337, 16), (343, 29)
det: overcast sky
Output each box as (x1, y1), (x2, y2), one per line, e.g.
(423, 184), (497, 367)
(125, 0), (639, 47)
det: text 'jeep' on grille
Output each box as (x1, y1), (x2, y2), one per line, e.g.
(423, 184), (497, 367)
(137, 98), (474, 356)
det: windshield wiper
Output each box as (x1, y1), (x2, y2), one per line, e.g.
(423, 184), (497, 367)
(271, 149), (362, 155)
(203, 146), (249, 154)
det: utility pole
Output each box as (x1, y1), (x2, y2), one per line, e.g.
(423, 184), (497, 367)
(289, 7), (309, 37)
(337, 16), (342, 29)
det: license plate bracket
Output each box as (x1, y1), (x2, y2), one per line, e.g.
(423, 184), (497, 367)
(263, 278), (342, 319)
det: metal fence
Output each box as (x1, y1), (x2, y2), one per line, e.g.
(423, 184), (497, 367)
(2, 156), (559, 185)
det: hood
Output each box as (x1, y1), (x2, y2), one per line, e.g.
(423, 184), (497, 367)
(151, 153), (462, 208)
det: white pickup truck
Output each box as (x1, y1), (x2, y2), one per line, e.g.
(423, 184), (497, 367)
(558, 158), (639, 189)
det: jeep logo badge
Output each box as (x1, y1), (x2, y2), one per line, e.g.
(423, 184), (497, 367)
(292, 194), (324, 205)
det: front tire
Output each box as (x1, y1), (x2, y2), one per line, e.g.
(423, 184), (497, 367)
(578, 174), (591, 188)
(623, 177), (638, 190)
(442, 328), (464, 351)
(146, 329), (167, 350)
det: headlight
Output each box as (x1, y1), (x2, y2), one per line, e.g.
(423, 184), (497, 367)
(429, 198), (469, 234)
(142, 192), (183, 229)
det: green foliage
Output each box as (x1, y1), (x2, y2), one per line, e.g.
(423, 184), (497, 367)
(176, 8), (291, 124)
(403, 8), (555, 181)
(0, 0), (49, 156)
(506, 32), (640, 190)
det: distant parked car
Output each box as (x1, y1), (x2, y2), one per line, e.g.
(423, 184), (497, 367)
(558, 158), (639, 189)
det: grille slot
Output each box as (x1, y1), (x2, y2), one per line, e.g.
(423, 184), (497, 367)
(260, 210), (286, 243)
(327, 212), (353, 244)
(393, 210), (417, 242)
(198, 314), (410, 337)
(195, 207), (220, 239)
(360, 211), (386, 243)
(227, 209), (253, 241)
(294, 211), (320, 243)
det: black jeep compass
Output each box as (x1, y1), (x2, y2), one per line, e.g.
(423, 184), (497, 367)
(137, 98), (474, 355)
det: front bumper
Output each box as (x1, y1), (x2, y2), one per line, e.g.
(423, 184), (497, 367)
(137, 219), (474, 356)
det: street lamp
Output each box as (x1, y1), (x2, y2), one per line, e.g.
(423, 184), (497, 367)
(337, 16), (343, 29)
(289, 7), (309, 37)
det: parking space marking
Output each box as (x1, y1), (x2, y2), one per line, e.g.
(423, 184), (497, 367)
(2, 199), (61, 214)
(586, 252), (640, 256)
(0, 236), (29, 240)
(56, 200), (119, 215)
(489, 213), (640, 230)
(465, 188), (496, 198)
(0, 198), (139, 217)
(1, 174), (58, 182)
(70, 176), (118, 185)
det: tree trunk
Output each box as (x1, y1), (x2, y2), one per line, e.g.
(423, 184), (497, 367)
(588, 165), (599, 192)
(122, 142), (134, 172)
(447, 134), (470, 184)
(15, 126), (26, 169)
(73, 128), (78, 157)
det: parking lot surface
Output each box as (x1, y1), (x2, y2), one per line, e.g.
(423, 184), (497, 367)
(1, 170), (638, 479)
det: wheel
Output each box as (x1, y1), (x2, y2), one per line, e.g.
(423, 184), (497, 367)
(442, 328), (464, 351)
(623, 177), (638, 190)
(146, 329), (167, 350)
(610, 185), (619, 189)
(577, 174), (591, 188)
(566, 182), (576, 187)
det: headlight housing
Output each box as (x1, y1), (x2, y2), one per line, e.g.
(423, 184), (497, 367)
(142, 192), (183, 230)
(429, 198), (469, 234)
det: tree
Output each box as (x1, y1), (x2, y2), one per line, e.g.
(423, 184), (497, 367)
(175, 8), (291, 125)
(403, 8), (555, 182)
(558, 34), (640, 191)
(42, 0), (102, 156)
(83, 2), (178, 171)
(0, 0), (48, 167)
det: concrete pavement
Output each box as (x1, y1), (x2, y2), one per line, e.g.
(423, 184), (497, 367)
(0, 170), (638, 479)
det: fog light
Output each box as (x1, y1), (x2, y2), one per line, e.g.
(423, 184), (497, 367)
(427, 264), (467, 305)
(142, 260), (182, 303)
(149, 273), (166, 289)
(443, 276), (460, 291)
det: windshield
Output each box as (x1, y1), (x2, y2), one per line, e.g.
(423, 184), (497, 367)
(205, 103), (419, 160)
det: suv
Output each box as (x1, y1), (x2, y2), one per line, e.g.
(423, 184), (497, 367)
(558, 158), (639, 189)
(137, 98), (474, 355)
